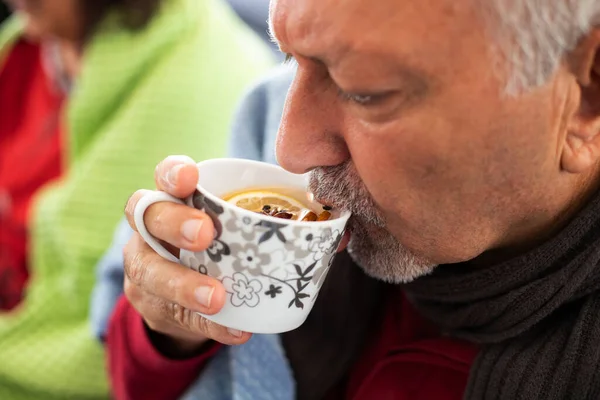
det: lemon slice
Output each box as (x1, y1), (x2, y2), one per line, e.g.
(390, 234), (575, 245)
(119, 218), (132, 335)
(225, 190), (309, 214)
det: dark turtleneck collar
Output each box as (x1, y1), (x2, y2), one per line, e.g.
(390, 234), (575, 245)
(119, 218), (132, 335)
(404, 191), (600, 399)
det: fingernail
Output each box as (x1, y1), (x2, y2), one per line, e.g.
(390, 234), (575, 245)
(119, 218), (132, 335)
(181, 219), (204, 242)
(194, 286), (214, 308)
(166, 164), (184, 188)
(227, 328), (243, 338)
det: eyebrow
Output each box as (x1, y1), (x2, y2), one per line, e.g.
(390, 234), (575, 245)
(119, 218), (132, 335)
(284, 50), (429, 92)
(268, 17), (431, 89)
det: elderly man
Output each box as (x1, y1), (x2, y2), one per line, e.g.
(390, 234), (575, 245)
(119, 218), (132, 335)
(109, 0), (600, 399)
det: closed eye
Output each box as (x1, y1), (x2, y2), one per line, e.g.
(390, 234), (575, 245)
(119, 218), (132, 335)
(283, 53), (393, 108)
(337, 89), (390, 106)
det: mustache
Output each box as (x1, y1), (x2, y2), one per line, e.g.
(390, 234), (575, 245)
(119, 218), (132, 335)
(308, 161), (385, 227)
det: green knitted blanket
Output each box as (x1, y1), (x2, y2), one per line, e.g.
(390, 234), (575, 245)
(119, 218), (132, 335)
(0, 1), (272, 398)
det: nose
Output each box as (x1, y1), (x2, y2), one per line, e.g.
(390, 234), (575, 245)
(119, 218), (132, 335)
(276, 69), (350, 174)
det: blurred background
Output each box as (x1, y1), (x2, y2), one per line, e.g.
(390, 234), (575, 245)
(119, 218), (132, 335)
(0, 0), (278, 50)
(0, 0), (280, 399)
(227, 0), (283, 60)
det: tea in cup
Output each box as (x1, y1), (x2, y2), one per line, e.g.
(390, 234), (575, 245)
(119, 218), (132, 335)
(222, 187), (333, 221)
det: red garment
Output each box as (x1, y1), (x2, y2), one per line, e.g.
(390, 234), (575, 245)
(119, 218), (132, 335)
(107, 290), (479, 400)
(107, 296), (223, 400)
(343, 290), (478, 399)
(0, 39), (64, 310)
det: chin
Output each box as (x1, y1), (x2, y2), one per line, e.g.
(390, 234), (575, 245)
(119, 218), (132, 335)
(346, 219), (437, 284)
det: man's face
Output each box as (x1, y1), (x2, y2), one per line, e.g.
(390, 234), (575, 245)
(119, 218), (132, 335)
(272, 0), (581, 282)
(5, 0), (82, 41)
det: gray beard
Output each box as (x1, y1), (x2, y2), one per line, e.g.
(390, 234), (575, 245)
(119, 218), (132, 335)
(346, 218), (436, 284)
(309, 162), (436, 283)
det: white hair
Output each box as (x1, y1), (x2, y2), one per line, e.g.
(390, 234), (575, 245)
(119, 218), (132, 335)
(267, 0), (599, 94)
(484, 0), (600, 94)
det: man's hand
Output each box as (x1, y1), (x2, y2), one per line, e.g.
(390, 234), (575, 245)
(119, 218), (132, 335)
(123, 156), (251, 357)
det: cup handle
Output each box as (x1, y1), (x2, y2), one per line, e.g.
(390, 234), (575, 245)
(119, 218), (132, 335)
(133, 191), (186, 264)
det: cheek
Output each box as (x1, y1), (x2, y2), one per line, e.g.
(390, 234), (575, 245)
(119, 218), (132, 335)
(344, 120), (455, 243)
(345, 116), (464, 219)
(342, 108), (520, 262)
(344, 92), (558, 262)
(346, 127), (490, 263)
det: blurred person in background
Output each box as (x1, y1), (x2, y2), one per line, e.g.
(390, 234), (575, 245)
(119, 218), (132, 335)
(0, 0), (272, 398)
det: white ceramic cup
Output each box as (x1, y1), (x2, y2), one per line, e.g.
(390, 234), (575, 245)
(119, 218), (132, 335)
(133, 158), (351, 333)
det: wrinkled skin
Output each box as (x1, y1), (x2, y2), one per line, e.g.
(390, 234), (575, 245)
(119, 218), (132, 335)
(122, 0), (600, 350)
(272, 0), (600, 282)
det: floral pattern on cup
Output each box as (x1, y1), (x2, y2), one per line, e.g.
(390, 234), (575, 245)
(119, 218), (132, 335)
(252, 260), (316, 309)
(186, 189), (346, 311)
(316, 228), (336, 253)
(193, 190), (225, 237)
(285, 226), (318, 257)
(313, 230), (345, 286)
(223, 272), (263, 308)
(256, 220), (288, 244)
(265, 284), (283, 298)
(181, 252), (222, 278)
(225, 211), (256, 241)
(230, 242), (271, 276)
(206, 239), (231, 263)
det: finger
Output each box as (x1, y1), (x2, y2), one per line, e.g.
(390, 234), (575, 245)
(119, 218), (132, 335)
(154, 155), (199, 198)
(125, 190), (214, 251)
(144, 200), (214, 252)
(143, 298), (252, 346)
(123, 234), (225, 314)
(125, 189), (153, 233)
(188, 309), (252, 345)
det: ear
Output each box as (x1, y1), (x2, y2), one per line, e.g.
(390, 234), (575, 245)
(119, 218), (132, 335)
(561, 28), (600, 174)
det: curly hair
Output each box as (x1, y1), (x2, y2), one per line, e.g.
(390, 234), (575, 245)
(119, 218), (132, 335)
(80, 0), (163, 38)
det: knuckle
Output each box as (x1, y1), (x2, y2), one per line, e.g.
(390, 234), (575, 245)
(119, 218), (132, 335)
(124, 249), (149, 286)
(123, 234), (139, 261)
(166, 275), (186, 304)
(123, 277), (134, 297)
(170, 302), (193, 328)
(123, 278), (142, 305)
(125, 189), (150, 219)
(193, 313), (215, 338)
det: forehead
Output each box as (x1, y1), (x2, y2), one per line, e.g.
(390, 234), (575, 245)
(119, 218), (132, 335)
(271, 0), (484, 66)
